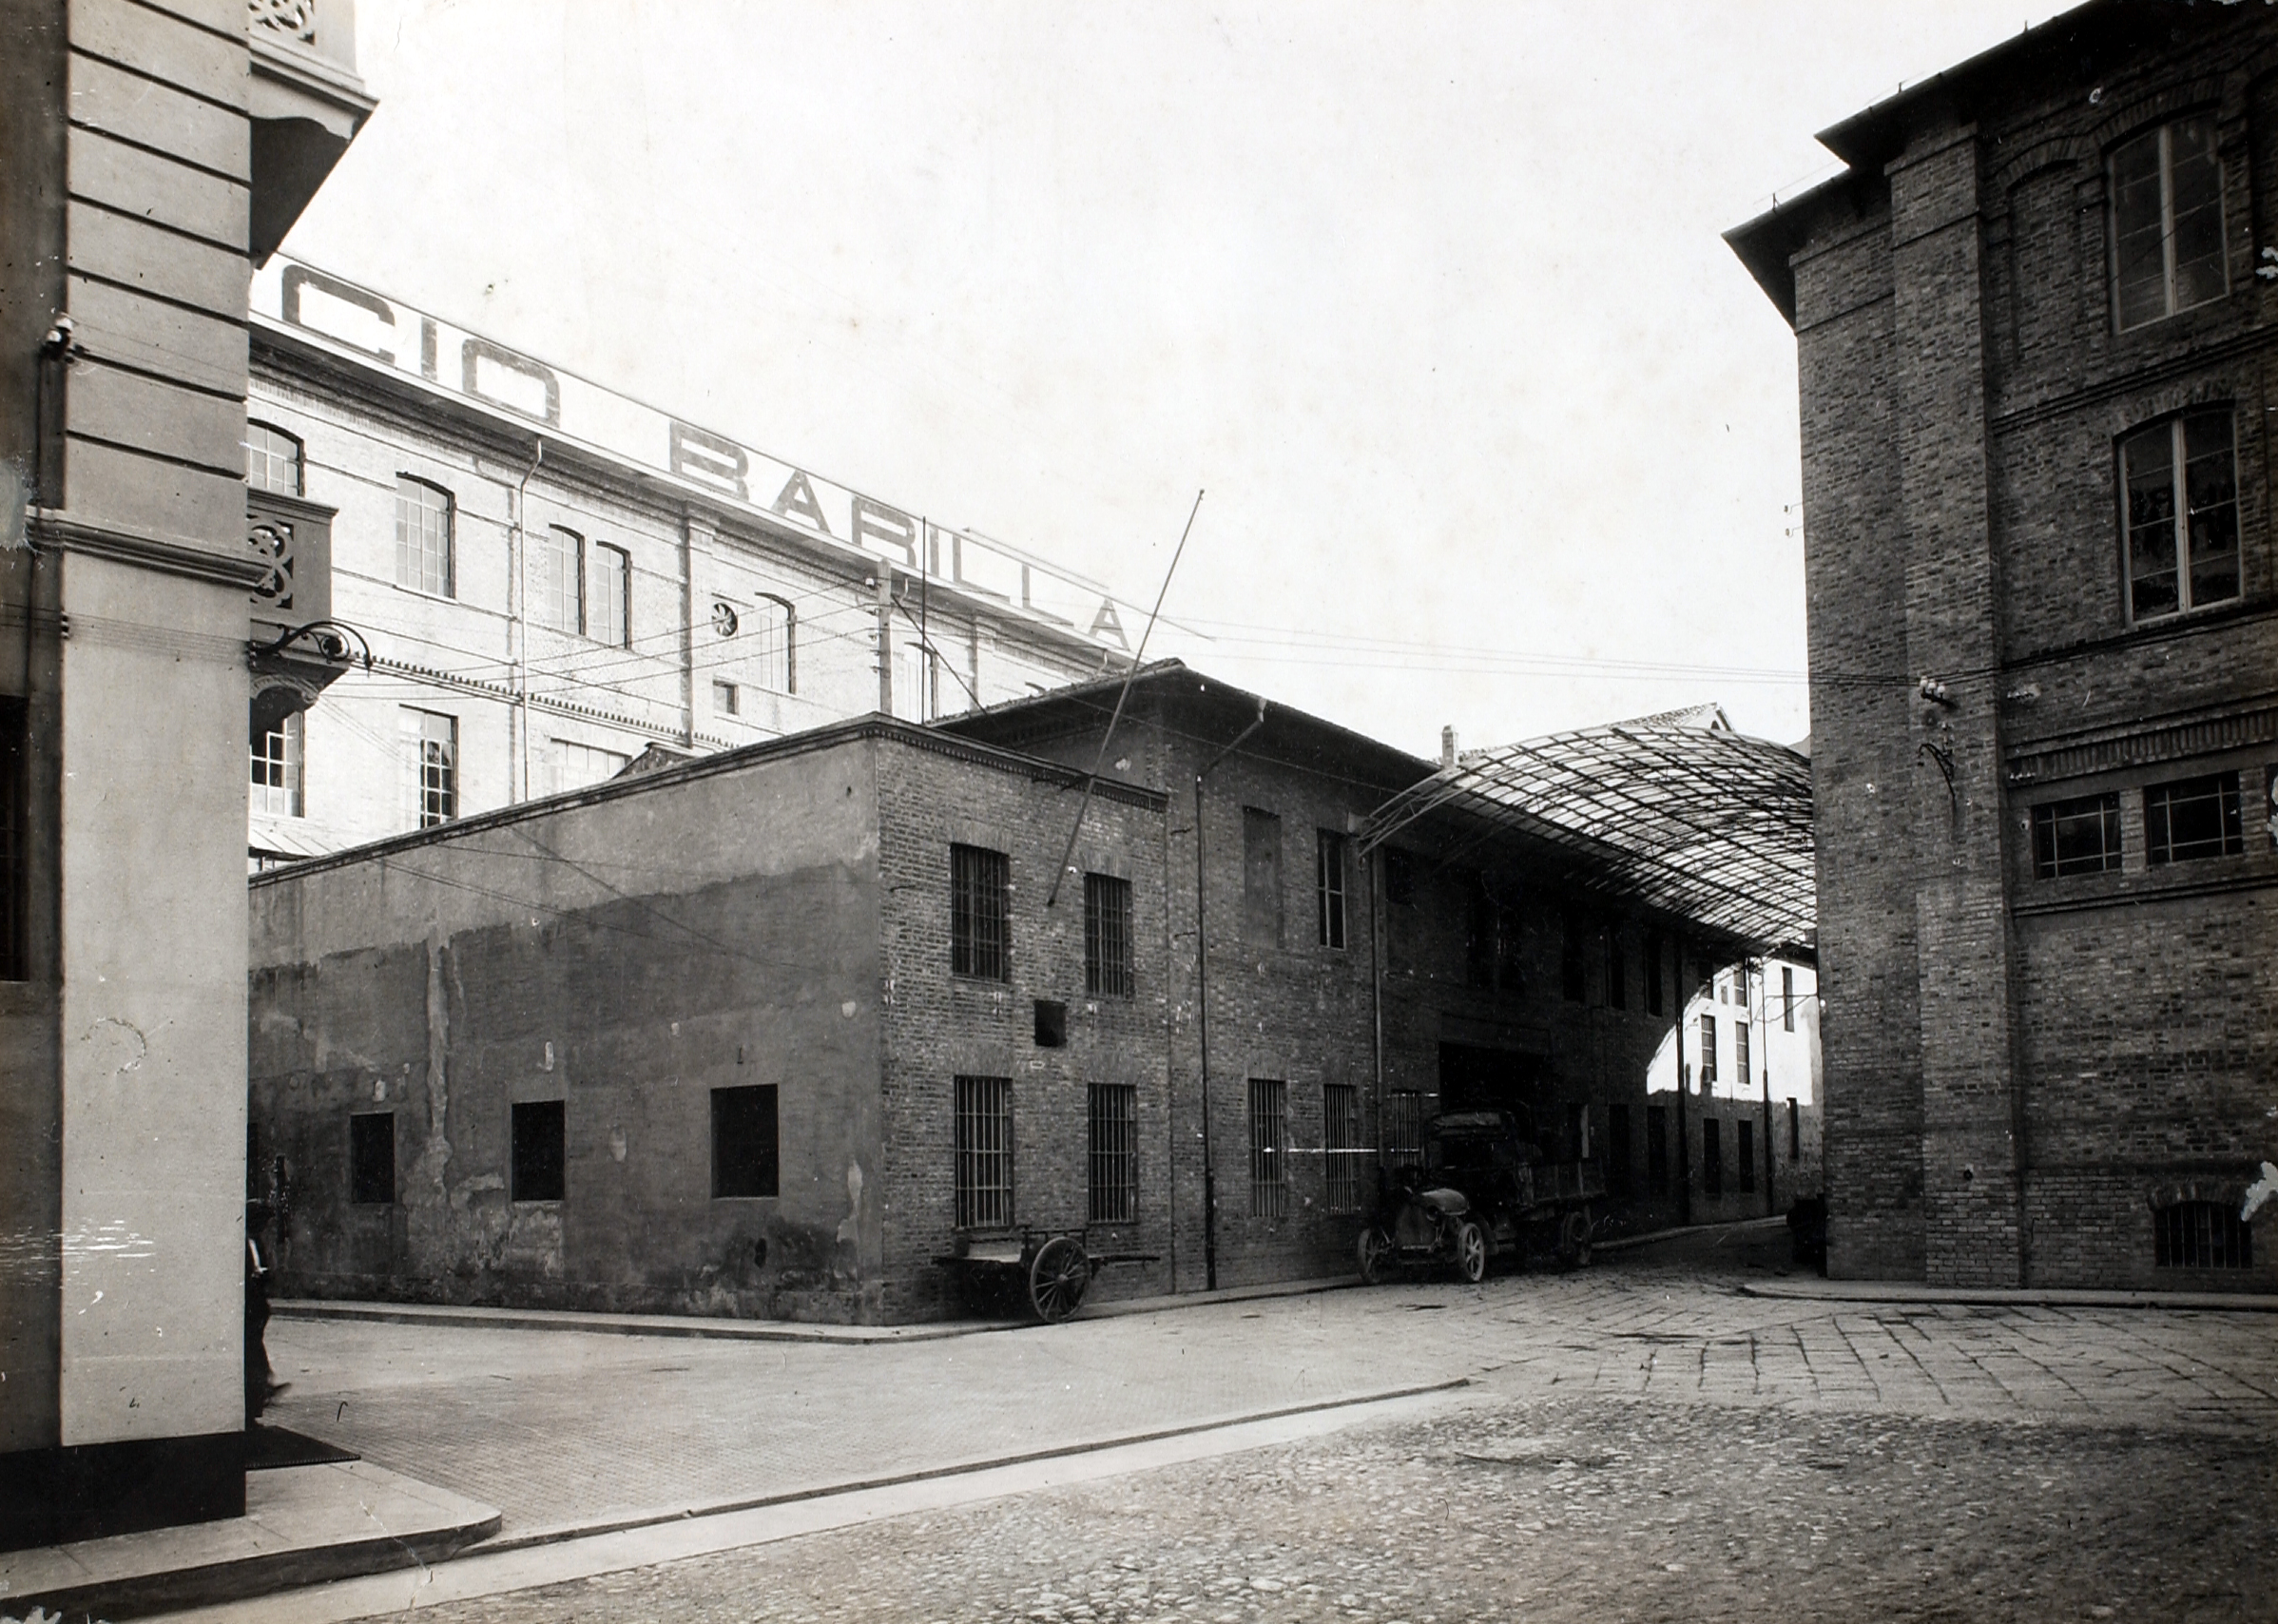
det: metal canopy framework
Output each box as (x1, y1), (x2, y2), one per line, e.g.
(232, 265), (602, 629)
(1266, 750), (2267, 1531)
(1360, 720), (1816, 958)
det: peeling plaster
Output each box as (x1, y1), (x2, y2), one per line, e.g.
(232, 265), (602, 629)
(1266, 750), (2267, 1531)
(2243, 1162), (2278, 1224)
(83, 1015), (147, 1075)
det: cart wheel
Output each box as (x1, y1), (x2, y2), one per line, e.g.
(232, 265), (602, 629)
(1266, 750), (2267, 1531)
(1454, 1220), (1488, 1284)
(1557, 1208), (1593, 1271)
(1028, 1235), (1091, 1323)
(1357, 1226), (1395, 1286)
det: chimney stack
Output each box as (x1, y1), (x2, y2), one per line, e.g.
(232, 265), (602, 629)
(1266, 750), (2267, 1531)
(1440, 725), (1457, 769)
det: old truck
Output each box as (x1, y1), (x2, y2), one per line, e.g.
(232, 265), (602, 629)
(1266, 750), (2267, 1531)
(1356, 1109), (1605, 1283)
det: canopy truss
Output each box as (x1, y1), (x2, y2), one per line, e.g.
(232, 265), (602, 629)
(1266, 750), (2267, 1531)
(1360, 721), (1815, 957)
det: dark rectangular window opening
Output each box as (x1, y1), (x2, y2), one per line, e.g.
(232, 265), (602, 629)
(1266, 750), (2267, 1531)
(711, 1084), (780, 1199)
(1323, 1081), (1362, 1213)
(1087, 1083), (1136, 1223)
(349, 1112), (396, 1206)
(1647, 1105), (1669, 1194)
(1382, 847), (1416, 906)
(511, 1100), (566, 1203)
(1605, 922), (1626, 1011)
(1702, 1118), (1723, 1198)
(1242, 808), (1283, 948)
(0, 698), (25, 981)
(1788, 1098), (1801, 1161)
(951, 843), (1011, 980)
(2154, 1201), (2251, 1269)
(1316, 828), (1347, 949)
(1607, 1102), (1632, 1198)
(1084, 872), (1134, 997)
(1738, 1119), (1756, 1193)
(1248, 1077), (1288, 1218)
(1560, 911), (1587, 1002)
(1781, 965), (1795, 1032)
(1645, 927), (1664, 1016)
(1033, 998), (1068, 1048)
(1699, 1014), (1718, 1087)
(955, 1075), (1014, 1229)
(2145, 771), (2244, 865)
(2032, 793), (2122, 878)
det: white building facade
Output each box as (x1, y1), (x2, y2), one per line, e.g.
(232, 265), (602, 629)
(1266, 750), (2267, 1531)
(242, 260), (1132, 860)
(1645, 956), (1824, 1221)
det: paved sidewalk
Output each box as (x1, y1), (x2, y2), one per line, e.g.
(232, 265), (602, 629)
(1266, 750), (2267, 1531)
(1739, 1276), (2278, 1311)
(0, 1460), (496, 1623)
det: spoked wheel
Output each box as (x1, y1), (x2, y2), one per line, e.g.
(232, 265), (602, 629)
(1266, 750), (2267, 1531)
(1454, 1220), (1489, 1284)
(1028, 1235), (1092, 1323)
(1357, 1226), (1395, 1286)
(1557, 1207), (1593, 1271)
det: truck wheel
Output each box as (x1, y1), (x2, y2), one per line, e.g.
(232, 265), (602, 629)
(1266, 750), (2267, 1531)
(1455, 1220), (1488, 1284)
(1357, 1226), (1395, 1286)
(1557, 1208), (1593, 1271)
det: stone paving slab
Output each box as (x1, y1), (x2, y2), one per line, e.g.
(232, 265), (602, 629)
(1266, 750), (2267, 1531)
(0, 1460), (498, 1623)
(1741, 1277), (2278, 1311)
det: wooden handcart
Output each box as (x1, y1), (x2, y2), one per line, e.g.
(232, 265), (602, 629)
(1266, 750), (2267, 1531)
(934, 1228), (1159, 1324)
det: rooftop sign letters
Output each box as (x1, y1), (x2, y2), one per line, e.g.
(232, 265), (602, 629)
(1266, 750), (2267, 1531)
(250, 259), (1133, 650)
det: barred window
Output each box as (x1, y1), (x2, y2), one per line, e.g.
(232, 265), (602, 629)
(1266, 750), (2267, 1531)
(395, 476), (454, 597)
(1087, 1083), (1136, 1223)
(1085, 872), (1134, 997)
(534, 526), (582, 633)
(955, 1075), (1014, 1229)
(2145, 771), (2244, 865)
(2111, 115), (2226, 332)
(400, 707), (457, 828)
(1316, 829), (1347, 949)
(1323, 1082), (1362, 1213)
(251, 708), (303, 818)
(1248, 1078), (1288, 1218)
(2032, 793), (2121, 879)
(2122, 411), (2238, 621)
(1384, 1088), (1424, 1169)
(951, 844), (1010, 980)
(2154, 1201), (2251, 1269)
(244, 421), (302, 495)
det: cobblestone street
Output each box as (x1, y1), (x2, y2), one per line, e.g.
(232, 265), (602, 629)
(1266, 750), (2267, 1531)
(203, 1237), (2278, 1622)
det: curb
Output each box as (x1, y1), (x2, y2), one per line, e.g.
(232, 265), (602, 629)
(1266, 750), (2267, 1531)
(1738, 1280), (2278, 1312)
(472, 1376), (1474, 1556)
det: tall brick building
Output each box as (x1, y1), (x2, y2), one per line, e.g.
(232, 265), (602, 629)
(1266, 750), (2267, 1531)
(1728, 0), (2278, 1289)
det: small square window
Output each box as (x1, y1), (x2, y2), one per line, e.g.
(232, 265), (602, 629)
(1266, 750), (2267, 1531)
(511, 1099), (566, 1202)
(712, 679), (740, 717)
(711, 1085), (779, 1199)
(349, 1112), (395, 1206)
(1033, 998), (1068, 1048)
(2031, 793), (2122, 878)
(2145, 771), (2244, 865)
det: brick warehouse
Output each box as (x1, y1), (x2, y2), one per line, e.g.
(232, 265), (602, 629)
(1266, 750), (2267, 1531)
(1728, 0), (2278, 1289)
(248, 668), (1818, 1322)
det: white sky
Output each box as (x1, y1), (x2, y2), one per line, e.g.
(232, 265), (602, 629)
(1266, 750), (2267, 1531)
(289, 1), (2074, 758)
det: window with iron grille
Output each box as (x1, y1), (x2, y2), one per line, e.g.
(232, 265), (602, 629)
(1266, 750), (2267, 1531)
(400, 707), (457, 828)
(349, 1112), (395, 1206)
(951, 844), (1010, 980)
(955, 1075), (1014, 1229)
(394, 476), (454, 597)
(1384, 1089), (1424, 1168)
(1698, 1013), (1717, 1087)
(2032, 792), (2122, 878)
(1248, 1078), (1287, 1218)
(533, 526), (582, 632)
(1085, 872), (1134, 997)
(244, 421), (302, 495)
(2146, 770), (2244, 865)
(2121, 410), (2238, 621)
(2110, 115), (2226, 332)
(1738, 1119), (1756, 1193)
(2154, 1201), (2251, 1268)
(1560, 910), (1587, 1001)
(1087, 1083), (1136, 1223)
(251, 709), (303, 818)
(589, 542), (629, 647)
(1323, 1082), (1362, 1213)
(1316, 829), (1347, 949)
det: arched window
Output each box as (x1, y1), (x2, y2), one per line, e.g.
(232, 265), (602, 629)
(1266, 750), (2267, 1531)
(2110, 115), (2226, 331)
(532, 526), (583, 633)
(752, 595), (794, 693)
(394, 476), (454, 597)
(245, 421), (302, 495)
